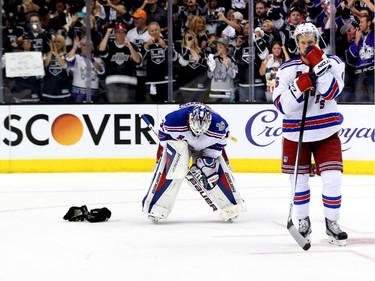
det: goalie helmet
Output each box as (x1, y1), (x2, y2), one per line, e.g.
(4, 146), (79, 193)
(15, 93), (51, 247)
(294, 22), (320, 46)
(189, 105), (212, 136)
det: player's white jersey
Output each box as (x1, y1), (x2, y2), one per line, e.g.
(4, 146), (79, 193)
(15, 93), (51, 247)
(158, 105), (229, 159)
(272, 55), (345, 142)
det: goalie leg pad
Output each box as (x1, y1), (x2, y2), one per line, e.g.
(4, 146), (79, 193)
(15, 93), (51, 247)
(142, 149), (184, 221)
(165, 140), (189, 180)
(188, 155), (246, 221)
(186, 168), (218, 212)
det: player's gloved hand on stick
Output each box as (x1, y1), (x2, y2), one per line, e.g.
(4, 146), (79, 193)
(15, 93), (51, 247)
(190, 165), (208, 187)
(196, 157), (219, 190)
(290, 72), (316, 101)
(305, 45), (330, 76)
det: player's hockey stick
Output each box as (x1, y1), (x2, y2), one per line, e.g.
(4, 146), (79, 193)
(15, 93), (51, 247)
(287, 90), (312, 251)
(140, 114), (219, 213)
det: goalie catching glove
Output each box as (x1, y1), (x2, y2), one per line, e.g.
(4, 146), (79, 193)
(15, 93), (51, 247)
(290, 72), (316, 101)
(63, 205), (111, 222)
(305, 45), (330, 76)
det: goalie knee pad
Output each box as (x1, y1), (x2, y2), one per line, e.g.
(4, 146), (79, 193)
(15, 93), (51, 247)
(142, 141), (188, 222)
(164, 140), (189, 180)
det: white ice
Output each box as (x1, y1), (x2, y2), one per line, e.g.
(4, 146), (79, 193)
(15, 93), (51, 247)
(0, 172), (374, 281)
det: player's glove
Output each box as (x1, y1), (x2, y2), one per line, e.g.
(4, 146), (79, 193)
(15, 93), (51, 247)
(290, 72), (316, 101)
(196, 157), (219, 190)
(190, 165), (208, 189)
(86, 207), (111, 223)
(305, 45), (330, 76)
(63, 205), (89, 222)
(207, 54), (216, 72)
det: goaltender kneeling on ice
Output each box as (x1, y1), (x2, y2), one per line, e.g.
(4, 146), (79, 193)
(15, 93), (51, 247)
(142, 103), (246, 223)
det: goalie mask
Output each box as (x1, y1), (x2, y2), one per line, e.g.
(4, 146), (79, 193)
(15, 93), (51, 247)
(294, 22), (320, 47)
(189, 106), (212, 136)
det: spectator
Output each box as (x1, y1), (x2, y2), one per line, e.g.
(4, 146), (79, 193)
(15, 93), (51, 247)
(259, 41), (290, 102)
(207, 37), (238, 102)
(2, 13), (24, 52)
(176, 0), (206, 35)
(68, 8), (104, 50)
(347, 14), (374, 103)
(139, 0), (168, 36)
(16, 0), (40, 30)
(67, 11), (85, 43)
(177, 31), (208, 102)
(142, 21), (178, 102)
(42, 35), (71, 103)
(279, 5), (304, 58)
(188, 15), (208, 50)
(66, 36), (105, 103)
(205, 0), (226, 36)
(99, 23), (141, 103)
(265, 0), (285, 30)
(100, 0), (128, 26)
(11, 36), (42, 102)
(261, 19), (282, 49)
(25, 12), (52, 54)
(254, 0), (269, 28)
(49, 0), (68, 34)
(126, 9), (151, 102)
(336, 21), (358, 102)
(202, 32), (219, 57)
(233, 22), (269, 102)
(219, 10), (244, 48)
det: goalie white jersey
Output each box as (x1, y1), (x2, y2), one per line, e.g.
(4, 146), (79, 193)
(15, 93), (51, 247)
(272, 55), (345, 142)
(158, 105), (229, 159)
(142, 104), (245, 223)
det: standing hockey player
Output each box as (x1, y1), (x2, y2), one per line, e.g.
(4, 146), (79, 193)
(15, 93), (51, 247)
(142, 103), (246, 223)
(273, 23), (348, 246)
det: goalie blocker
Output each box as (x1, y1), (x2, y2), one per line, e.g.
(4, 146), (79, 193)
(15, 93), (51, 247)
(142, 140), (246, 223)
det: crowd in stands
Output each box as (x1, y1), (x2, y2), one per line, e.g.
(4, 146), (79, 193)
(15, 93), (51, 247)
(1, 0), (374, 103)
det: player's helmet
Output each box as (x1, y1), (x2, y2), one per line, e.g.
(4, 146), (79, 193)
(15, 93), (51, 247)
(189, 106), (212, 136)
(294, 22), (320, 46)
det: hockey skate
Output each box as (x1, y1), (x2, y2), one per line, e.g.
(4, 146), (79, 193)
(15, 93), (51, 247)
(325, 218), (348, 246)
(298, 216), (312, 243)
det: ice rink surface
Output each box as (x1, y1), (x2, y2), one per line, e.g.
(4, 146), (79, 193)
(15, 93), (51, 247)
(0, 172), (374, 281)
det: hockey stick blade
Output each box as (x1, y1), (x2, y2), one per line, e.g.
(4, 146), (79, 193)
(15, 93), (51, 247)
(287, 218), (311, 251)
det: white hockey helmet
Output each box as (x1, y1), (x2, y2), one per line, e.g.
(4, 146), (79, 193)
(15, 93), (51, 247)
(189, 105), (212, 136)
(294, 22), (320, 46)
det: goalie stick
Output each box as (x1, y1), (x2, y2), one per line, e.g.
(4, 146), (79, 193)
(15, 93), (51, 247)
(287, 90), (312, 251)
(140, 114), (219, 213)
